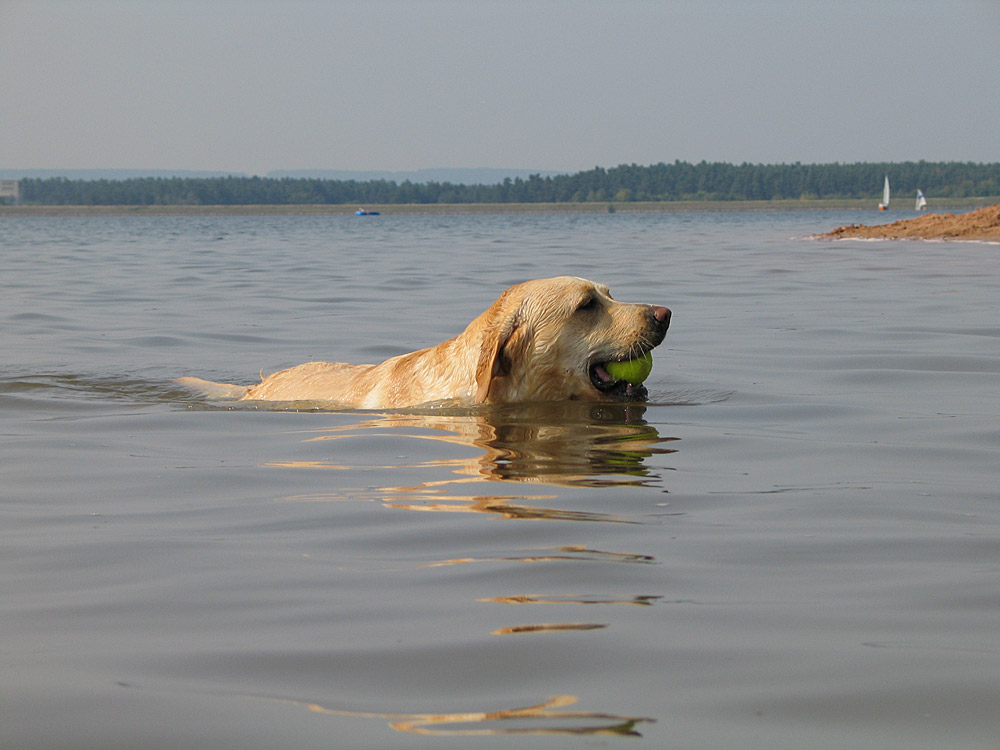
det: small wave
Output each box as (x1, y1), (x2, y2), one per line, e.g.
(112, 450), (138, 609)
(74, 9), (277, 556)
(648, 387), (733, 406)
(0, 372), (195, 406)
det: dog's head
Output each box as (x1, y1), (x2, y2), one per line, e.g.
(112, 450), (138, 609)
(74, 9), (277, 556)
(473, 276), (670, 404)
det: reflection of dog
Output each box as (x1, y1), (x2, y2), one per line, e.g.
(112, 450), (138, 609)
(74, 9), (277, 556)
(290, 403), (678, 490)
(178, 276), (671, 409)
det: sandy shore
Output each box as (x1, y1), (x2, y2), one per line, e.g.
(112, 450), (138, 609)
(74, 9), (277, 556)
(821, 203), (1000, 243)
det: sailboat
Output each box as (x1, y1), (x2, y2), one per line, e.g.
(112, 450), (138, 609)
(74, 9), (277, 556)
(915, 189), (927, 211)
(877, 175), (890, 210)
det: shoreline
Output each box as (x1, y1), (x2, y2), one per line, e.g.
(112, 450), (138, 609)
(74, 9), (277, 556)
(3, 197), (999, 217)
(820, 202), (1000, 243)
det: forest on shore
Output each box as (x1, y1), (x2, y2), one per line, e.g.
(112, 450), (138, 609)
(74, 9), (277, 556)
(9, 161), (1000, 206)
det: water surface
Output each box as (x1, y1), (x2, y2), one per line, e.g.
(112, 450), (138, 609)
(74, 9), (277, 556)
(3, 211), (998, 748)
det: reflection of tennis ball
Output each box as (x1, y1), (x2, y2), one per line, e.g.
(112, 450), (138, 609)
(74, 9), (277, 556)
(604, 352), (653, 385)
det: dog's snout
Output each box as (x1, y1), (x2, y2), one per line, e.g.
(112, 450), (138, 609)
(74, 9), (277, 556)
(651, 305), (671, 327)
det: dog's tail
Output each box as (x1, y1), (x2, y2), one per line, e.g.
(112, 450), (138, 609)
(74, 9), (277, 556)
(175, 376), (249, 400)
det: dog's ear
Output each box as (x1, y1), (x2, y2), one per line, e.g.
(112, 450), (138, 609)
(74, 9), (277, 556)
(474, 292), (525, 403)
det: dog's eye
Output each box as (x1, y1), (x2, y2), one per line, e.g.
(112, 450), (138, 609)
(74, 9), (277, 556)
(577, 295), (598, 312)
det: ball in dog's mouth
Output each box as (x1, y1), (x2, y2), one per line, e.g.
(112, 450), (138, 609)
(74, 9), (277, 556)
(603, 352), (653, 385)
(590, 352), (653, 401)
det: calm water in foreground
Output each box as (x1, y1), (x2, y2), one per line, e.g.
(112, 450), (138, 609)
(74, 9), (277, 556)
(2, 210), (998, 749)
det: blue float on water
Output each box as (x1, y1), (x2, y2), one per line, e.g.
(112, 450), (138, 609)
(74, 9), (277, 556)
(355, 209), (380, 216)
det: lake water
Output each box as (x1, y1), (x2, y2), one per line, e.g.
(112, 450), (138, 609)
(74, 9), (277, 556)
(3, 210), (998, 749)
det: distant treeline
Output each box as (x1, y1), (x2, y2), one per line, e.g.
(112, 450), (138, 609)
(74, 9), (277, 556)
(13, 161), (1000, 206)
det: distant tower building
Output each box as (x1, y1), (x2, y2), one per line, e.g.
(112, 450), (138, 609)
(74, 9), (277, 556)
(0, 180), (20, 205)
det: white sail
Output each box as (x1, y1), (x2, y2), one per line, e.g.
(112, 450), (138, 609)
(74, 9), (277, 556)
(878, 175), (890, 210)
(915, 189), (927, 211)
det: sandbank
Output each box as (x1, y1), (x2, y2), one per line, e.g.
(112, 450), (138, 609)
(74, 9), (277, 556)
(822, 203), (1000, 243)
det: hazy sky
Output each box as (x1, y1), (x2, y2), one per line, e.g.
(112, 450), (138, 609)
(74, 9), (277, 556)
(2, 0), (998, 175)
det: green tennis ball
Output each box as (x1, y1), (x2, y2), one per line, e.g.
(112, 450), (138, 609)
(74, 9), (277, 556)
(603, 352), (653, 385)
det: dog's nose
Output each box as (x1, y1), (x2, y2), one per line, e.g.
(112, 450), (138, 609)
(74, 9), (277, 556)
(651, 305), (671, 327)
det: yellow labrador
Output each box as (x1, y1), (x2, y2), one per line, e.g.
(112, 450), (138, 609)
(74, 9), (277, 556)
(177, 276), (670, 409)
